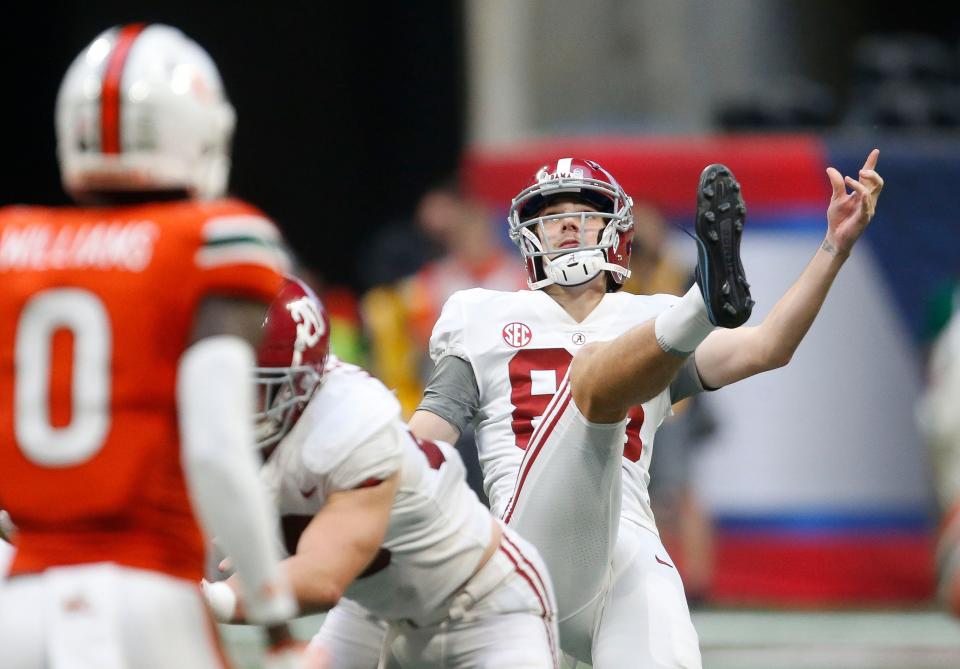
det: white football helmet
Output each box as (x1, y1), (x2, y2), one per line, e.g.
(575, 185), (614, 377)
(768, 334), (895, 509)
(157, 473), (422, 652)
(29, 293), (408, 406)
(56, 23), (235, 200)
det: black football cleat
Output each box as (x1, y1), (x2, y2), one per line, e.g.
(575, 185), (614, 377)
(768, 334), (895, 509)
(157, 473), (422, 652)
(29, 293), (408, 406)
(693, 163), (754, 328)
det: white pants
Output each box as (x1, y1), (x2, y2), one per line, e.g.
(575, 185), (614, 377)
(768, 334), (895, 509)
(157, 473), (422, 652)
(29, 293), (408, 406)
(315, 527), (559, 668)
(501, 396), (701, 668)
(0, 563), (227, 669)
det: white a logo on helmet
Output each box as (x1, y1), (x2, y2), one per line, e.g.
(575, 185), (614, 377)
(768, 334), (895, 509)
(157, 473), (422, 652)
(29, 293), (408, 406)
(286, 297), (325, 366)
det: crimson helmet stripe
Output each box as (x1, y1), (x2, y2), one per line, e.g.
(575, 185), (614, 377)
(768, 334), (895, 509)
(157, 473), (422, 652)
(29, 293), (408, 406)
(100, 23), (147, 155)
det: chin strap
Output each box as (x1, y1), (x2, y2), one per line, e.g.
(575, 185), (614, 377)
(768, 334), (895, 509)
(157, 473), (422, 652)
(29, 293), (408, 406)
(529, 253), (631, 290)
(520, 226), (631, 290)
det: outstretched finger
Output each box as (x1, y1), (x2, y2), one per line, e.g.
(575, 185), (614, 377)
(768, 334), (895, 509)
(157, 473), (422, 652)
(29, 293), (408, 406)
(827, 167), (846, 198)
(858, 169), (884, 191)
(861, 148), (879, 172)
(845, 175), (870, 199)
(845, 177), (875, 218)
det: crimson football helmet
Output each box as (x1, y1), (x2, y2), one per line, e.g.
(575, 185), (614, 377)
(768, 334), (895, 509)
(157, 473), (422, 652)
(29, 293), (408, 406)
(56, 23), (235, 200)
(254, 277), (331, 449)
(508, 158), (633, 291)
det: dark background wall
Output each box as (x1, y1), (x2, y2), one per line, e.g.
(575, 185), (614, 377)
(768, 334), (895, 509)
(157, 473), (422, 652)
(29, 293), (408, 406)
(3, 2), (960, 292)
(0, 1), (464, 289)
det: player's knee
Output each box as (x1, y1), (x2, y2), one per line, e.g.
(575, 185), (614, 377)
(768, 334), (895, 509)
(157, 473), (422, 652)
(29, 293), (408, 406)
(571, 346), (628, 425)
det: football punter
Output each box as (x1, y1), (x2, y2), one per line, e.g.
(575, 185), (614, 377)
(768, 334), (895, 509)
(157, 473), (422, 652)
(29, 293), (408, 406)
(411, 153), (883, 666)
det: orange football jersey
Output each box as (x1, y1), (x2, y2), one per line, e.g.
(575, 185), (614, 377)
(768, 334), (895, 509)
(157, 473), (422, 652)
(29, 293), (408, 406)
(0, 198), (288, 580)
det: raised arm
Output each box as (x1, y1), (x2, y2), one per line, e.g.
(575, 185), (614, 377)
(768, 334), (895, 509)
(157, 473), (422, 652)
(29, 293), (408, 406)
(695, 149), (884, 389)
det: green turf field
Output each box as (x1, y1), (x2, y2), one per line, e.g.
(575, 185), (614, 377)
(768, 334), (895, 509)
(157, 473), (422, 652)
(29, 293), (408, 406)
(220, 609), (960, 668)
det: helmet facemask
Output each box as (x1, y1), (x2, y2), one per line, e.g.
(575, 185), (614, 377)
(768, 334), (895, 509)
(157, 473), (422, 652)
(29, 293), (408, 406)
(515, 208), (628, 288)
(253, 365), (323, 450)
(508, 160), (634, 291)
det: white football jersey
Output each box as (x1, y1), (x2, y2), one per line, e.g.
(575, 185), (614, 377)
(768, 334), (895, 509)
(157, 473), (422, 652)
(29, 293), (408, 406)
(260, 357), (493, 622)
(429, 288), (679, 536)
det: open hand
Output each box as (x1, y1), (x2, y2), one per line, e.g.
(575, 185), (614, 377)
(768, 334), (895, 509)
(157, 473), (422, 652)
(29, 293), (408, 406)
(824, 148), (884, 257)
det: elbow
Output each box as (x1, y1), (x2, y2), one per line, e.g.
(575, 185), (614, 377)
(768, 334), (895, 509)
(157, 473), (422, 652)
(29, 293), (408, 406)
(300, 582), (344, 613)
(762, 346), (793, 371)
(317, 582), (345, 610)
(750, 322), (797, 372)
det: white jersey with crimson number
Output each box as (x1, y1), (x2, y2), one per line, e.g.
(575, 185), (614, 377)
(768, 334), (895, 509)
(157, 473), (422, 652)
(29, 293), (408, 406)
(429, 287), (680, 536)
(261, 357), (506, 620)
(254, 275), (558, 666)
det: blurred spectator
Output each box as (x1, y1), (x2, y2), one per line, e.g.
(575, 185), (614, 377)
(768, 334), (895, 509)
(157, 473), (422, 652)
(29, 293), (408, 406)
(918, 283), (960, 616)
(623, 202), (718, 602)
(852, 34), (957, 89)
(363, 178), (526, 416)
(845, 33), (960, 130)
(715, 33), (960, 132)
(715, 76), (837, 131)
(296, 266), (367, 367)
(354, 216), (441, 292)
(623, 202), (691, 297)
(924, 279), (960, 347)
(362, 179), (526, 501)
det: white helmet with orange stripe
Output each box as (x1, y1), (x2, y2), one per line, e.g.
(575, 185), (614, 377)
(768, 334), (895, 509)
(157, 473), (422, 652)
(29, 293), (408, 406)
(55, 24), (235, 201)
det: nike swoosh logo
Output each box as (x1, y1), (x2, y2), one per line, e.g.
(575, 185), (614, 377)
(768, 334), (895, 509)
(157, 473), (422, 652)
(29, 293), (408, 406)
(655, 555), (674, 569)
(300, 486), (318, 498)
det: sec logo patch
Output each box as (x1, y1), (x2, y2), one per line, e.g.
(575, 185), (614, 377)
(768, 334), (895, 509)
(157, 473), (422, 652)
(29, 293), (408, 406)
(502, 322), (532, 348)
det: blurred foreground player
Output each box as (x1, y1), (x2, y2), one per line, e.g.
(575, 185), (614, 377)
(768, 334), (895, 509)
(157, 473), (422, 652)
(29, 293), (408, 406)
(0, 24), (304, 668)
(919, 288), (960, 616)
(204, 277), (560, 668)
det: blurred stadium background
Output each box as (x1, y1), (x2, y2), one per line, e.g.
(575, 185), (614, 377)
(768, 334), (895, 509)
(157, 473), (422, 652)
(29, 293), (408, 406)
(6, 0), (960, 666)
